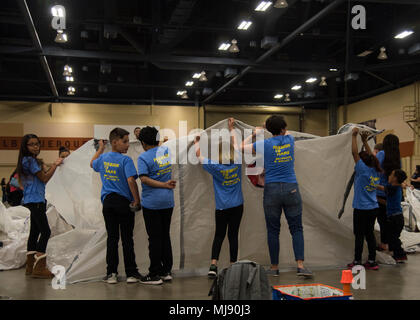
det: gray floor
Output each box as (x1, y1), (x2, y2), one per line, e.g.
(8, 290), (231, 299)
(1, 255), (420, 300)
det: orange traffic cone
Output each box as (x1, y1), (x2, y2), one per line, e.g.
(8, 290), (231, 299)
(340, 270), (353, 295)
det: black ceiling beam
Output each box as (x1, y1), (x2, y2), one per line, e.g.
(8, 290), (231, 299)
(203, 0), (346, 104)
(17, 0), (58, 98)
(353, 0), (420, 4)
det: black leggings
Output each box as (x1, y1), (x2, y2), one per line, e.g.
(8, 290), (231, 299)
(377, 197), (389, 245)
(25, 202), (50, 253)
(211, 204), (243, 262)
(353, 208), (377, 261)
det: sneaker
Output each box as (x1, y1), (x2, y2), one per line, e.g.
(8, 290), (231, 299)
(364, 261), (379, 270)
(393, 255), (408, 263)
(347, 260), (362, 269)
(297, 267), (313, 278)
(266, 269), (280, 277)
(208, 264), (218, 278)
(126, 272), (142, 283)
(160, 272), (173, 282)
(103, 273), (118, 284)
(140, 274), (163, 285)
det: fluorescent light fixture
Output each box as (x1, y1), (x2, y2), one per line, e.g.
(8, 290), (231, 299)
(274, 94), (283, 99)
(181, 92), (189, 99)
(177, 90), (186, 96)
(218, 42), (231, 51)
(65, 76), (74, 82)
(284, 93), (290, 102)
(192, 73), (201, 79)
(185, 81), (194, 87)
(63, 64), (72, 76)
(67, 86), (75, 95)
(255, 1), (272, 11)
(357, 50), (373, 57)
(329, 68), (338, 72)
(291, 85), (302, 91)
(238, 21), (252, 30)
(305, 77), (317, 83)
(395, 30), (414, 39)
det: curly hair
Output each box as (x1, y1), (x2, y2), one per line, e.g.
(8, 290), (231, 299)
(138, 126), (160, 146)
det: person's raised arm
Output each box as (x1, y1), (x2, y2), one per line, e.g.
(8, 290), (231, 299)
(360, 131), (373, 155)
(35, 157), (63, 183)
(90, 139), (106, 168)
(127, 176), (141, 207)
(140, 176), (176, 189)
(352, 127), (360, 163)
(228, 117), (240, 152)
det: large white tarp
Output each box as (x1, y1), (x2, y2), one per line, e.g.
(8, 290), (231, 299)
(3, 119), (420, 282)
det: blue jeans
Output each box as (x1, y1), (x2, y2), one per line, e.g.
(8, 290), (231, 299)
(263, 182), (304, 264)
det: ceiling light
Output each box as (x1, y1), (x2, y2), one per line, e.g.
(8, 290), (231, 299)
(67, 86), (75, 95)
(65, 76), (74, 82)
(218, 42), (231, 51)
(284, 93), (290, 102)
(319, 76), (327, 86)
(177, 90), (186, 96)
(395, 30), (414, 39)
(274, 94), (283, 99)
(229, 39), (239, 53)
(255, 1), (272, 11)
(329, 68), (338, 72)
(238, 21), (252, 30)
(291, 85), (301, 91)
(199, 71), (208, 82)
(55, 29), (68, 43)
(357, 50), (373, 57)
(273, 0), (288, 8)
(305, 77), (317, 83)
(181, 91), (189, 99)
(192, 73), (201, 79)
(63, 64), (72, 76)
(51, 5), (65, 17)
(378, 47), (388, 60)
(185, 81), (194, 87)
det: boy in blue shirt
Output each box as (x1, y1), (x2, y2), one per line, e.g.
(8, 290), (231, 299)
(91, 128), (142, 284)
(377, 169), (408, 263)
(137, 126), (176, 285)
(194, 118), (244, 278)
(348, 128), (382, 270)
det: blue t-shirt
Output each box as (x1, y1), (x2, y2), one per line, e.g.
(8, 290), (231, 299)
(21, 156), (45, 204)
(202, 159), (243, 210)
(376, 150), (386, 198)
(384, 183), (403, 216)
(92, 152), (138, 203)
(253, 135), (297, 184)
(137, 146), (174, 210)
(353, 159), (379, 210)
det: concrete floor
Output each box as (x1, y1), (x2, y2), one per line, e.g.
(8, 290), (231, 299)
(1, 255), (420, 300)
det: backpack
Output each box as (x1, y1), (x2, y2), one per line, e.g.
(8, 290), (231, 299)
(209, 260), (271, 300)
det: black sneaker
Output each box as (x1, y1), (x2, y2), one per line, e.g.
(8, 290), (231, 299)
(126, 272), (143, 283)
(266, 269), (280, 277)
(208, 264), (217, 278)
(160, 272), (173, 282)
(140, 274), (163, 285)
(297, 267), (313, 278)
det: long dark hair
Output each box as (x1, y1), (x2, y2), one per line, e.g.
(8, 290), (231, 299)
(16, 134), (43, 183)
(359, 151), (382, 173)
(382, 134), (401, 177)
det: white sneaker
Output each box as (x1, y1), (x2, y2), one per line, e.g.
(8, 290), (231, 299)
(126, 273), (142, 283)
(103, 273), (118, 284)
(160, 272), (173, 282)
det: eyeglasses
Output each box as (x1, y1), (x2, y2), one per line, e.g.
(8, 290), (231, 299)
(27, 143), (40, 147)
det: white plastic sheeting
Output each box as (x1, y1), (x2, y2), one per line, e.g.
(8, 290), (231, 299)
(3, 119), (420, 282)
